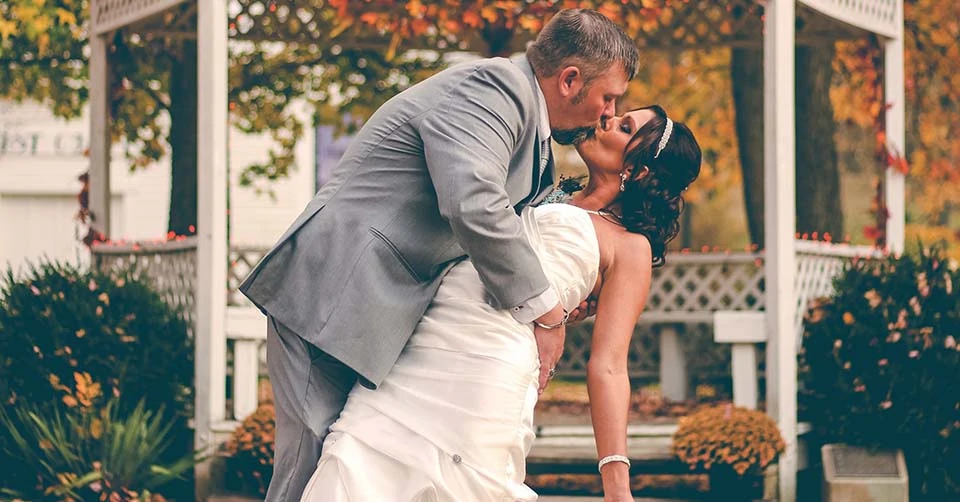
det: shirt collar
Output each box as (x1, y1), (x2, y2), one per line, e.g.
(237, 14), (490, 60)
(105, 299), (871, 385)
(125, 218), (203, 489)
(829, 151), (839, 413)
(533, 74), (551, 142)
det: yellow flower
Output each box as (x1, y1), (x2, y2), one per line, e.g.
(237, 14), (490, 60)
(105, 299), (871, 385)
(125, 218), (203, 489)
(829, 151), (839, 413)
(72, 372), (102, 407)
(843, 312), (855, 325)
(90, 418), (103, 439)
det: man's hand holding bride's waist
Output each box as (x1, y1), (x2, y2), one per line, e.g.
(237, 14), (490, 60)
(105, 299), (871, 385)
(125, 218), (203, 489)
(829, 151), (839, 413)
(533, 303), (568, 393)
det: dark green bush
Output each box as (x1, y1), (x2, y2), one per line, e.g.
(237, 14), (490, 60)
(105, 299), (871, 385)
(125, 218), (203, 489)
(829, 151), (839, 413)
(0, 261), (192, 418)
(799, 246), (960, 500)
(0, 260), (194, 497)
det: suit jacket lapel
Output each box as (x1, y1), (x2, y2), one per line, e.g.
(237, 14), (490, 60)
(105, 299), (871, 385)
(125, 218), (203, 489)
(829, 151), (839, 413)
(512, 55), (556, 207)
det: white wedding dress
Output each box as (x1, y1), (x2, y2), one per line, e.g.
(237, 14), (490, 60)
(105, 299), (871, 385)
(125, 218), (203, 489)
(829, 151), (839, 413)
(301, 203), (599, 502)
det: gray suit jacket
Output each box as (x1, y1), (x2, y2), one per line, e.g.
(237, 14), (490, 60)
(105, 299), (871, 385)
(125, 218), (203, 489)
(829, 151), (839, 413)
(239, 55), (555, 387)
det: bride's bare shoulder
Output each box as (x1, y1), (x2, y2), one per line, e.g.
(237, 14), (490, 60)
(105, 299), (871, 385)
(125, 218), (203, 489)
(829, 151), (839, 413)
(589, 215), (652, 274)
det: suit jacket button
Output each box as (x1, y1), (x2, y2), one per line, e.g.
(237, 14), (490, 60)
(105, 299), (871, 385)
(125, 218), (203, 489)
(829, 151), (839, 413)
(452, 454), (462, 464)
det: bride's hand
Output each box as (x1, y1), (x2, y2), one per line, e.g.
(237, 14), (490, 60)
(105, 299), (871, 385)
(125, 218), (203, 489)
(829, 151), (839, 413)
(568, 296), (598, 324)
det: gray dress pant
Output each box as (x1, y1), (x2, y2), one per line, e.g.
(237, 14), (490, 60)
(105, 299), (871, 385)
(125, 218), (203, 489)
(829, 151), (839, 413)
(264, 316), (357, 502)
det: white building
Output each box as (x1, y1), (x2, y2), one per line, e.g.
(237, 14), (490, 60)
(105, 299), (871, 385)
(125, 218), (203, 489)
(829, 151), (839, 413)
(0, 98), (326, 276)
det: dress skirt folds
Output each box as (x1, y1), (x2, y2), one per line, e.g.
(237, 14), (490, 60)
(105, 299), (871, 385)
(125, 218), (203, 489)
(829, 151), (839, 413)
(301, 204), (599, 502)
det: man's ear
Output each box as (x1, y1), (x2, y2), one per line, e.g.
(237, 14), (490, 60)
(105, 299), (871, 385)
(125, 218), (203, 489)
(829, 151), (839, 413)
(557, 66), (583, 99)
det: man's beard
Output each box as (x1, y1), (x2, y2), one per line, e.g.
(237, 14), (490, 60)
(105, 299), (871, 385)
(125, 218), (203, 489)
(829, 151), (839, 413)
(552, 126), (597, 145)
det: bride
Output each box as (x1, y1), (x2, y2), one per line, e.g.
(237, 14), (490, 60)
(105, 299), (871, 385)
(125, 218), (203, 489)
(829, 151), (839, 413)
(300, 105), (702, 501)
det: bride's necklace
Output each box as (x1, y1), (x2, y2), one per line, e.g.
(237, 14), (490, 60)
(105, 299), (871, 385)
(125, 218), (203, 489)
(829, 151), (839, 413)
(583, 208), (624, 227)
(542, 176), (625, 227)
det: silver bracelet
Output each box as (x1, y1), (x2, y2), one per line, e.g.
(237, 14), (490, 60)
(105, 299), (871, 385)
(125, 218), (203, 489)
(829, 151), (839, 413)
(598, 454), (631, 472)
(533, 308), (569, 330)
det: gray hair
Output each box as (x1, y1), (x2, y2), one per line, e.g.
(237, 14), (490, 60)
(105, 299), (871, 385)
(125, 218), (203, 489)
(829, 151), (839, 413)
(526, 9), (639, 83)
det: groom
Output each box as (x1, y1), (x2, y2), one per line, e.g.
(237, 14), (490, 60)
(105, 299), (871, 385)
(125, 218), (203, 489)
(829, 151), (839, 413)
(240, 8), (638, 500)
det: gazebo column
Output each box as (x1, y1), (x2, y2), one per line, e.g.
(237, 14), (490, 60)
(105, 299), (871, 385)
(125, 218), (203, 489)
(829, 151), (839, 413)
(884, 22), (906, 254)
(88, 32), (111, 239)
(764, 1), (798, 501)
(194, 0), (229, 498)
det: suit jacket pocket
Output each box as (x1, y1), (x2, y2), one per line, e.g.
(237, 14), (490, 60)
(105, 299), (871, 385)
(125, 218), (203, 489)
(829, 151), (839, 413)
(369, 227), (424, 282)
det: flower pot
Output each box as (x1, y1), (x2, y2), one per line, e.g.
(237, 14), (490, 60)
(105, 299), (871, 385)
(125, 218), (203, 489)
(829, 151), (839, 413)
(707, 465), (758, 502)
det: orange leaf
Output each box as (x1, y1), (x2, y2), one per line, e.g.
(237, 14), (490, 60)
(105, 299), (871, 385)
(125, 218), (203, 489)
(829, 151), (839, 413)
(462, 11), (481, 28)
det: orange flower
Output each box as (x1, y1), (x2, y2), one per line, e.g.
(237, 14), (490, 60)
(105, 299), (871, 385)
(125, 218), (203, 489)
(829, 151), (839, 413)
(672, 405), (785, 476)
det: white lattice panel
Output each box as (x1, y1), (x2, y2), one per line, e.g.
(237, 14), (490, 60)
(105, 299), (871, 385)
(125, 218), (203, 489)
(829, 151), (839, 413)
(91, 237), (198, 335)
(793, 240), (883, 344)
(91, 0), (188, 35)
(800, 0), (902, 39)
(647, 254), (765, 316)
(228, 247), (266, 306)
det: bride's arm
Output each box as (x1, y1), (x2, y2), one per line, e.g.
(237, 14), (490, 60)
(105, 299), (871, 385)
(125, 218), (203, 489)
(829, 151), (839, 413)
(586, 233), (653, 500)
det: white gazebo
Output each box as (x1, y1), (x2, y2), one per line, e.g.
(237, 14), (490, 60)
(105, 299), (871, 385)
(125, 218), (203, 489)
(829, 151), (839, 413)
(86, 1), (905, 500)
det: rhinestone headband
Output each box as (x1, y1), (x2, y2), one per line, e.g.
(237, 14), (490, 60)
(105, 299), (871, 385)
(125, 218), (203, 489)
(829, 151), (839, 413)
(654, 117), (674, 159)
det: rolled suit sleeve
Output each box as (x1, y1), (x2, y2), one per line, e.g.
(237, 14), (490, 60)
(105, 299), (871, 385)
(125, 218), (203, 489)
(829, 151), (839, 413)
(417, 64), (552, 312)
(509, 287), (560, 323)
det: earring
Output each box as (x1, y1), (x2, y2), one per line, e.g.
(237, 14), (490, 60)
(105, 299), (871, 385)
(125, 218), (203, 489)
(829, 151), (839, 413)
(619, 172), (628, 192)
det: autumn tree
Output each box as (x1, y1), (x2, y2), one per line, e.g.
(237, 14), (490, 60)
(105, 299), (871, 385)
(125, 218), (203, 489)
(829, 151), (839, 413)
(831, 0), (960, 252)
(0, 0), (754, 242)
(0, 0), (444, 236)
(730, 43), (845, 247)
(7, 0), (950, 253)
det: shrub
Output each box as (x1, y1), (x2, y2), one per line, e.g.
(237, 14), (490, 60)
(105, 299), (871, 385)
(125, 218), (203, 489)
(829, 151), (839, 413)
(0, 260), (194, 497)
(0, 260), (192, 420)
(673, 404), (785, 477)
(0, 372), (198, 501)
(799, 245), (960, 499)
(222, 404), (276, 496)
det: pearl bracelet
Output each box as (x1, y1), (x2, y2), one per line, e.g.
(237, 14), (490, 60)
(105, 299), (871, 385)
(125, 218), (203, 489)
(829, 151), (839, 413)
(598, 454), (631, 472)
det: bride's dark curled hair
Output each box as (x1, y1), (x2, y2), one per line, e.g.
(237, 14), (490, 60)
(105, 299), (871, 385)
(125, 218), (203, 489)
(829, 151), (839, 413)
(616, 105), (701, 267)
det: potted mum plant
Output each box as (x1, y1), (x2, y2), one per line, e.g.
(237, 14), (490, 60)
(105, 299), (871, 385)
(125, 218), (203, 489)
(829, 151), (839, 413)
(221, 403), (276, 497)
(673, 404), (785, 501)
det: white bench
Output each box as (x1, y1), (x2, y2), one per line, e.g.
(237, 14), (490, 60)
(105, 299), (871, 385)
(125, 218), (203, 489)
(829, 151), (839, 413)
(712, 311), (767, 410)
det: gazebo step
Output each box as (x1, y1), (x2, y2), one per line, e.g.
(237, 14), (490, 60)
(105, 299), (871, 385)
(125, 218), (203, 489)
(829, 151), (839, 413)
(209, 496), (711, 501)
(539, 497), (702, 501)
(530, 422), (813, 475)
(529, 424), (686, 476)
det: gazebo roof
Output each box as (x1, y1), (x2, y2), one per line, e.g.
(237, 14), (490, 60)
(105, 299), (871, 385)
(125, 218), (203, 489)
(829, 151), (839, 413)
(92, 0), (901, 49)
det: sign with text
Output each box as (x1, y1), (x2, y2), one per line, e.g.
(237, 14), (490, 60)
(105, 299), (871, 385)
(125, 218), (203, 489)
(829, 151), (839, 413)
(0, 129), (87, 157)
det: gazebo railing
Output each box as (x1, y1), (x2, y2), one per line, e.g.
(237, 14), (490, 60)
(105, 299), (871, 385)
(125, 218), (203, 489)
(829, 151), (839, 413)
(92, 239), (880, 424)
(91, 237), (198, 334)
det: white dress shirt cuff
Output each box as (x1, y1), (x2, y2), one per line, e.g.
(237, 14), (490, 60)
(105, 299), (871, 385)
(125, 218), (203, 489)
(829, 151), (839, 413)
(509, 288), (560, 324)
